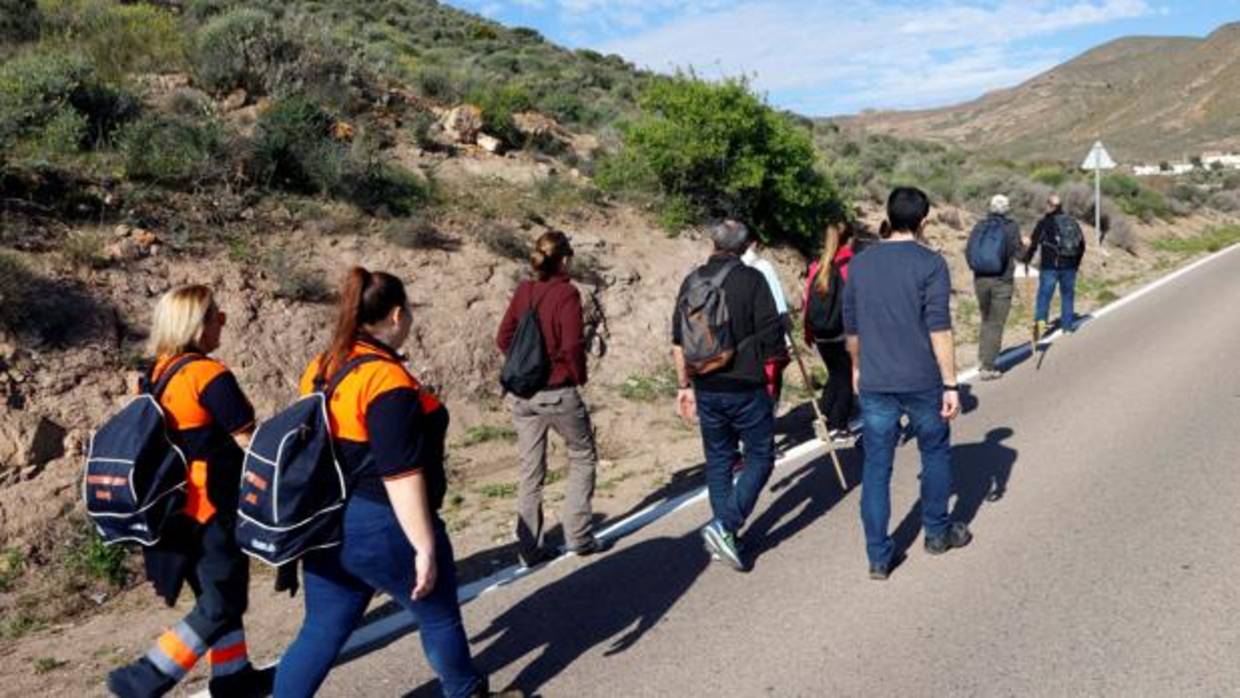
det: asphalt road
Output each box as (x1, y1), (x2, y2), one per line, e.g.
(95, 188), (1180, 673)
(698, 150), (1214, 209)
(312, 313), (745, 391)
(315, 246), (1240, 697)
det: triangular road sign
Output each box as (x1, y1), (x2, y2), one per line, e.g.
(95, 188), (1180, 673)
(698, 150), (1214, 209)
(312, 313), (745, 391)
(1082, 141), (1117, 170)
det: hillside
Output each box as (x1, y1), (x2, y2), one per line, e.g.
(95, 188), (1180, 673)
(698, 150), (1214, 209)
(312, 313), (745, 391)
(843, 23), (1240, 162)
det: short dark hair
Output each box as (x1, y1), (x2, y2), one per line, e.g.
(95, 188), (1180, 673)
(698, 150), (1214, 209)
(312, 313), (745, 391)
(886, 187), (931, 233)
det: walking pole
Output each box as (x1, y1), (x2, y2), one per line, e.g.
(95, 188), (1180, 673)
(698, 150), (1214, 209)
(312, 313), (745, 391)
(785, 333), (848, 490)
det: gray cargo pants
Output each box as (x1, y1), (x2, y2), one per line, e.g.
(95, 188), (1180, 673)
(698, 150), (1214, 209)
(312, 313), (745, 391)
(509, 386), (598, 554)
(975, 276), (1015, 371)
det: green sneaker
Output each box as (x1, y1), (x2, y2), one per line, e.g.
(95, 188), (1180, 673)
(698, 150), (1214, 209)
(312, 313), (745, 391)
(701, 521), (745, 571)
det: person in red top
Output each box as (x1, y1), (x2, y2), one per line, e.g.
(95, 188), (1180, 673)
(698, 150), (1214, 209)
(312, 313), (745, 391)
(107, 285), (271, 698)
(803, 222), (858, 442)
(497, 231), (603, 567)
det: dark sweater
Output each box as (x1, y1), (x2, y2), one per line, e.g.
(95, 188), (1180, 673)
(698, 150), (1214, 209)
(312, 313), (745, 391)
(843, 241), (952, 393)
(672, 253), (785, 393)
(1025, 209), (1086, 270)
(497, 274), (588, 388)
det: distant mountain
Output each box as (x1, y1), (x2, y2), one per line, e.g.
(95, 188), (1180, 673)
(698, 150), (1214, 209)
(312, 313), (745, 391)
(839, 23), (1240, 163)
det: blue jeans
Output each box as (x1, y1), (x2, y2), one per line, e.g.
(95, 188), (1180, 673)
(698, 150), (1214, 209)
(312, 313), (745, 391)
(274, 497), (482, 698)
(696, 389), (776, 533)
(859, 388), (953, 567)
(1035, 268), (1077, 329)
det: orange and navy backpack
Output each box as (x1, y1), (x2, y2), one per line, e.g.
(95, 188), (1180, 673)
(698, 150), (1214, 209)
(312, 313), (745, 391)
(234, 354), (388, 566)
(83, 355), (200, 546)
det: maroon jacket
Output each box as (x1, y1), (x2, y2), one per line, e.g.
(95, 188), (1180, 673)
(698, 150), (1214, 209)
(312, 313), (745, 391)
(496, 274), (588, 388)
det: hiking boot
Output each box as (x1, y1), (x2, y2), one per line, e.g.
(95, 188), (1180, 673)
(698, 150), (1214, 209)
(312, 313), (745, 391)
(467, 681), (525, 698)
(869, 562), (892, 581)
(701, 520), (745, 571)
(517, 546), (557, 569)
(208, 664), (275, 698)
(107, 658), (176, 698)
(567, 536), (611, 557)
(979, 368), (1002, 381)
(925, 522), (973, 555)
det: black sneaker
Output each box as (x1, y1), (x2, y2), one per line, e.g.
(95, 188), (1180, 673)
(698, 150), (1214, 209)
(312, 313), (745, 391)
(567, 536), (611, 557)
(517, 546), (557, 569)
(107, 658), (176, 698)
(925, 522), (973, 555)
(208, 664), (275, 698)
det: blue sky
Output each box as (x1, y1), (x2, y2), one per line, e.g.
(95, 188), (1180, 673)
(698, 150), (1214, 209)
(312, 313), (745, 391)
(444, 0), (1240, 116)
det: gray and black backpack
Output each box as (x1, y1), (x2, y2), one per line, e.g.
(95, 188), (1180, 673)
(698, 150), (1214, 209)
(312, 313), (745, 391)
(676, 260), (741, 376)
(1052, 214), (1084, 259)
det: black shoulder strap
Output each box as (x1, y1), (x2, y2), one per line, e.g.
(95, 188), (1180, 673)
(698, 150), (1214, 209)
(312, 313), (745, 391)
(706, 258), (742, 288)
(321, 354), (393, 399)
(147, 354), (204, 399)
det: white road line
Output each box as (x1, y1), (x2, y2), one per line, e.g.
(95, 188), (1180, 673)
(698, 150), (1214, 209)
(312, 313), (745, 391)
(189, 240), (1240, 696)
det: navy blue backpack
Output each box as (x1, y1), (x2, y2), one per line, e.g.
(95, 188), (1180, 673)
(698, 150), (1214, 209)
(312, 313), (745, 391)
(235, 355), (387, 567)
(966, 216), (1009, 276)
(83, 355), (201, 546)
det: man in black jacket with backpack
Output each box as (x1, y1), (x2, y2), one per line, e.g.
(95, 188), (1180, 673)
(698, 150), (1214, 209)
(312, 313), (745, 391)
(967, 194), (1026, 380)
(672, 220), (785, 572)
(1025, 193), (1086, 338)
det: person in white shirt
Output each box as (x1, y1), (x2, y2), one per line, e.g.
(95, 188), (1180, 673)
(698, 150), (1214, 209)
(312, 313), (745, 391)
(742, 240), (791, 402)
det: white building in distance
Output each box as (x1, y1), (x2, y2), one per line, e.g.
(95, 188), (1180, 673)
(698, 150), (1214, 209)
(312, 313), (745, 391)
(1203, 152), (1240, 169)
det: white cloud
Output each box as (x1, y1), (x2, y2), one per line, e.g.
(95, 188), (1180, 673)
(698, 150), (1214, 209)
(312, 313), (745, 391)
(590, 0), (1153, 113)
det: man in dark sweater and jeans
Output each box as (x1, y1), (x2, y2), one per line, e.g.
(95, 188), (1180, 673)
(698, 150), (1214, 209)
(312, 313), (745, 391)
(845, 188), (972, 580)
(672, 220), (785, 572)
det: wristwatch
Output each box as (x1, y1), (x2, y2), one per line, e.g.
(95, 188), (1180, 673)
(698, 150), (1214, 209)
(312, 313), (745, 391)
(943, 384), (959, 392)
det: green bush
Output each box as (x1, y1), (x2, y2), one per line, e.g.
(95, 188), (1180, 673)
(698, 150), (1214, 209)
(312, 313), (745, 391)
(250, 96), (341, 193)
(193, 8), (295, 95)
(605, 75), (845, 242)
(344, 158), (431, 216)
(468, 83), (533, 148)
(65, 523), (129, 587)
(120, 114), (222, 186)
(39, 1), (184, 83)
(1029, 165), (1068, 188)
(0, 0), (41, 45)
(0, 50), (134, 156)
(0, 51), (92, 145)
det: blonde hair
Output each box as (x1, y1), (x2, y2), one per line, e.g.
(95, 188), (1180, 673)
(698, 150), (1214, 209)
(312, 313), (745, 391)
(814, 222), (854, 295)
(149, 285), (216, 357)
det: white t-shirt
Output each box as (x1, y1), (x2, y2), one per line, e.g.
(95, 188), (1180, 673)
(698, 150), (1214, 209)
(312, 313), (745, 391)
(742, 248), (789, 316)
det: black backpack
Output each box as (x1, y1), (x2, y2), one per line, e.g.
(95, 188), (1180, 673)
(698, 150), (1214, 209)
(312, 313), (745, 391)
(235, 354), (389, 566)
(499, 287), (551, 399)
(807, 263), (845, 342)
(1052, 214), (1084, 259)
(966, 216), (1009, 275)
(84, 355), (201, 546)
(677, 259), (741, 375)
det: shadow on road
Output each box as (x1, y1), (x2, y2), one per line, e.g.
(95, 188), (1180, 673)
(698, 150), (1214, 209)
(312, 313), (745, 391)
(746, 446), (863, 562)
(401, 444), (866, 696)
(402, 530), (712, 697)
(891, 427), (1019, 560)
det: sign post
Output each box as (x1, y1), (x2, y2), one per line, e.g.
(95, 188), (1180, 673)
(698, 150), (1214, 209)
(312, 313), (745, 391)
(1081, 141), (1117, 251)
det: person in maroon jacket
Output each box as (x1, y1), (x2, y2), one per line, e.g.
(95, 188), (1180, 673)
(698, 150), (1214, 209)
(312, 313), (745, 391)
(497, 231), (604, 567)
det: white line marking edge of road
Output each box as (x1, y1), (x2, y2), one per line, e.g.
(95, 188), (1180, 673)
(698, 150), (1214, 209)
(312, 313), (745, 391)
(189, 241), (1240, 695)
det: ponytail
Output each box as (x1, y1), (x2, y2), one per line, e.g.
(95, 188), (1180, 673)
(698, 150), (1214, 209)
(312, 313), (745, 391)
(814, 222), (854, 295)
(530, 230), (573, 281)
(320, 266), (407, 381)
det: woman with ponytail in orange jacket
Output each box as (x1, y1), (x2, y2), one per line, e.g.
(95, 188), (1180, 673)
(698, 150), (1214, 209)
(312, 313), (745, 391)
(274, 268), (518, 698)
